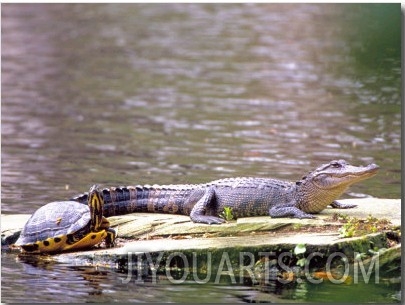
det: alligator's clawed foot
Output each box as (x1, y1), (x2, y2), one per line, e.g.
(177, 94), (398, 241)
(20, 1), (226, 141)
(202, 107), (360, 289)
(296, 213), (316, 219)
(330, 201), (357, 209)
(205, 216), (226, 224)
(191, 215), (226, 225)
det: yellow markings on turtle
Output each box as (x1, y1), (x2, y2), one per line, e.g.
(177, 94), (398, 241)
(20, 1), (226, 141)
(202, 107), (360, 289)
(62, 230), (108, 252)
(33, 235), (69, 253)
(104, 229), (116, 248)
(56, 217), (62, 225)
(26, 231), (109, 253)
(100, 217), (111, 229)
(89, 186), (104, 231)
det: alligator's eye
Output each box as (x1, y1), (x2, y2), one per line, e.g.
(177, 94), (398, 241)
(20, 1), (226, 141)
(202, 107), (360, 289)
(330, 162), (341, 168)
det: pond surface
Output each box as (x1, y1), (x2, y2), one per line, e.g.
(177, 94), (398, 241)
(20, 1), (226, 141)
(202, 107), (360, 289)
(1, 3), (401, 303)
(1, 251), (401, 303)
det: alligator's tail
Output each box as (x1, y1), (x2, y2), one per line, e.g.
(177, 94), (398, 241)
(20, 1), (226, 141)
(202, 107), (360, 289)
(71, 185), (192, 217)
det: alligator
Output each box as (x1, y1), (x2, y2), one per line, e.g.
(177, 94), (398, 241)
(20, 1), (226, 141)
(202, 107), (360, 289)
(71, 160), (379, 224)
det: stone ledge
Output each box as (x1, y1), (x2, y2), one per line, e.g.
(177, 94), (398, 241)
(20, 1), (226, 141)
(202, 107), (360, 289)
(1, 198), (400, 267)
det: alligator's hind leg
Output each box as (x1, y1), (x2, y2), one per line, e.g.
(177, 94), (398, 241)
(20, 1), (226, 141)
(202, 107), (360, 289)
(189, 187), (225, 224)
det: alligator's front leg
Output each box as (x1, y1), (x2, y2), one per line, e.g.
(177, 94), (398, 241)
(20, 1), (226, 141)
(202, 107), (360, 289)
(330, 201), (357, 209)
(189, 187), (225, 224)
(269, 201), (316, 219)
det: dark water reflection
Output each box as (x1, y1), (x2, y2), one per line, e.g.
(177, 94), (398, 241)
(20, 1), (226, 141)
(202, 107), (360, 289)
(2, 255), (248, 303)
(1, 252), (401, 303)
(1, 3), (401, 303)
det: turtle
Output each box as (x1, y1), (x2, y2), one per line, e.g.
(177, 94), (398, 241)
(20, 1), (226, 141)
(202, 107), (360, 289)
(14, 184), (116, 253)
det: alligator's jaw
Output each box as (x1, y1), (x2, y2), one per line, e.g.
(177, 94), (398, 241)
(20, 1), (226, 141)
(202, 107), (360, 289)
(297, 160), (379, 213)
(312, 161), (379, 190)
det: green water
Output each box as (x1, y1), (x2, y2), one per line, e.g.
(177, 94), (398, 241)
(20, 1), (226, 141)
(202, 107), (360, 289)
(1, 3), (401, 303)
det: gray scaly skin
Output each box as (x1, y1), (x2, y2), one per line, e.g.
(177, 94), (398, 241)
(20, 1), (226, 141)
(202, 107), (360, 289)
(71, 160), (379, 224)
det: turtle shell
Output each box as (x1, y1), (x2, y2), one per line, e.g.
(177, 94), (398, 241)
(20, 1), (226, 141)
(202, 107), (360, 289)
(15, 201), (90, 246)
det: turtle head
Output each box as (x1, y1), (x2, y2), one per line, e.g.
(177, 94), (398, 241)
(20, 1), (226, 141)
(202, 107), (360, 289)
(88, 184), (104, 231)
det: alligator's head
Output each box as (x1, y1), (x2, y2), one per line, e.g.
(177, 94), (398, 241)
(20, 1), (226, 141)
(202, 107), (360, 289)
(296, 159), (379, 213)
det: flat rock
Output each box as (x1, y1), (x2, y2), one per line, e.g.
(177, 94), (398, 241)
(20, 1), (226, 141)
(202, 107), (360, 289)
(1, 198), (400, 267)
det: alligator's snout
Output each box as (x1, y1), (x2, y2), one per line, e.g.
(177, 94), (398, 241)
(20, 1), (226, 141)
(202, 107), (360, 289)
(366, 163), (379, 173)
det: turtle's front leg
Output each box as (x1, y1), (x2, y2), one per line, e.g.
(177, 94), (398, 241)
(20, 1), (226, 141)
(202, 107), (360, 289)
(105, 228), (116, 248)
